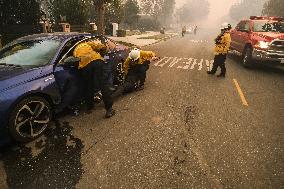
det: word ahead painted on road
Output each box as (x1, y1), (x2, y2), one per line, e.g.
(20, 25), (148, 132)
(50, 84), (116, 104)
(154, 57), (214, 71)
(189, 39), (209, 43)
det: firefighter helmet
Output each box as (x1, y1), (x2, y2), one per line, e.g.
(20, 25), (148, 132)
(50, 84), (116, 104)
(129, 48), (141, 61)
(221, 23), (232, 30)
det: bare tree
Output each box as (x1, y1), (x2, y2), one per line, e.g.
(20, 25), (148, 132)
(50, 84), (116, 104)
(262, 0), (284, 17)
(178, 0), (209, 23)
(140, 0), (175, 26)
(229, 0), (267, 21)
(93, 0), (113, 34)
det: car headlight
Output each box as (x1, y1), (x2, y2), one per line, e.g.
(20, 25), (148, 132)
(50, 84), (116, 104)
(255, 41), (270, 49)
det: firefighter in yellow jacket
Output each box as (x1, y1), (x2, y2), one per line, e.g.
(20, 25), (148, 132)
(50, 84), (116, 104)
(207, 23), (232, 77)
(73, 40), (115, 118)
(123, 48), (158, 92)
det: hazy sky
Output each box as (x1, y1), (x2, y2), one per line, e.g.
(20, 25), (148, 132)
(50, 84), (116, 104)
(176, 0), (239, 20)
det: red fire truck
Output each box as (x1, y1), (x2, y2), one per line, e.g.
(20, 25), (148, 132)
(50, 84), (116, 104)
(230, 16), (284, 67)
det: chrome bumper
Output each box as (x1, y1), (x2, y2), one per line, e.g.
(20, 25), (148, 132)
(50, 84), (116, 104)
(252, 49), (284, 64)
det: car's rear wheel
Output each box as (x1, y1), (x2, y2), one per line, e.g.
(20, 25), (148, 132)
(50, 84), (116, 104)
(8, 96), (51, 142)
(242, 47), (254, 68)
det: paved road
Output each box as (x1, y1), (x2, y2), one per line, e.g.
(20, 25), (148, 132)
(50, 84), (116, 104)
(0, 33), (284, 189)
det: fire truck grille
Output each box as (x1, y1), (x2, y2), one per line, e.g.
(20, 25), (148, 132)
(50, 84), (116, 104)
(269, 46), (284, 51)
(269, 40), (284, 54)
(271, 40), (284, 46)
(268, 54), (284, 59)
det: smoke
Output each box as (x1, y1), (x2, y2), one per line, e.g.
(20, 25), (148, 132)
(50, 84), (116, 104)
(175, 0), (266, 34)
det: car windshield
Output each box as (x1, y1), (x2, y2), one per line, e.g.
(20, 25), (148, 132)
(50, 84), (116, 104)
(0, 39), (61, 67)
(253, 20), (284, 33)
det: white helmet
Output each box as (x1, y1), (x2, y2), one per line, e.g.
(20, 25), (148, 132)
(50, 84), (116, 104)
(221, 22), (232, 30)
(129, 48), (141, 61)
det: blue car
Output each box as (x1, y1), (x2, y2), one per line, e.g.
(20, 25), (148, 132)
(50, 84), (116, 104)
(0, 33), (129, 143)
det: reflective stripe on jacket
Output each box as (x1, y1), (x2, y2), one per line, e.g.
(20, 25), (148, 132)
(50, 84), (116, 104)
(214, 32), (231, 55)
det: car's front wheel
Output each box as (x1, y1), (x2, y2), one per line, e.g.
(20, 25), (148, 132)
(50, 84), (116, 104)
(242, 47), (254, 68)
(113, 61), (125, 85)
(8, 96), (51, 142)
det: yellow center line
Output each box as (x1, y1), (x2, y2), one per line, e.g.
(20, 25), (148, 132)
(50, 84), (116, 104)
(233, 79), (249, 107)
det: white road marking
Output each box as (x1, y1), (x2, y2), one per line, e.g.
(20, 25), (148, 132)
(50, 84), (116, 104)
(189, 39), (210, 43)
(190, 59), (204, 70)
(169, 57), (183, 68)
(157, 57), (174, 67)
(154, 57), (168, 66)
(154, 56), (213, 72)
(168, 57), (177, 67)
(177, 58), (193, 70)
(205, 59), (214, 71)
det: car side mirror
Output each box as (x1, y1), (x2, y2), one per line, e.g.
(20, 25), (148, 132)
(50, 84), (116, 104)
(61, 56), (80, 67)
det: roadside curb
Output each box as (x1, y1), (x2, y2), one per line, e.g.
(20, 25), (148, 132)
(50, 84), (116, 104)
(111, 33), (178, 48)
(142, 34), (178, 48)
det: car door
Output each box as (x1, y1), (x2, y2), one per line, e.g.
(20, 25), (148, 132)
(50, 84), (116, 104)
(53, 37), (85, 97)
(230, 23), (239, 50)
(231, 21), (245, 51)
(238, 21), (251, 53)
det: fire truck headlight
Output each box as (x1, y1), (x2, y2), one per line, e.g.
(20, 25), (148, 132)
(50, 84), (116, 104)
(255, 41), (270, 49)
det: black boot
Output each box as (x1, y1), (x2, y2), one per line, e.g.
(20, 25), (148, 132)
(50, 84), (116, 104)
(109, 87), (116, 92)
(207, 71), (215, 74)
(105, 108), (116, 118)
(136, 84), (144, 91)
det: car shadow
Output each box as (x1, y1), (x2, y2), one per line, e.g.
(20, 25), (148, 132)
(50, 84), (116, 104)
(0, 84), (133, 188)
(0, 121), (84, 188)
(228, 54), (284, 75)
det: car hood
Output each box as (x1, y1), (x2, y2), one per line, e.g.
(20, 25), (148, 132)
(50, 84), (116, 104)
(0, 66), (27, 81)
(0, 66), (44, 92)
(254, 32), (284, 41)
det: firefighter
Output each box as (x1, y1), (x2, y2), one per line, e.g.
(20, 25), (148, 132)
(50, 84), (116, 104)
(123, 48), (158, 93)
(193, 25), (198, 35)
(182, 26), (186, 37)
(207, 23), (232, 77)
(73, 40), (115, 118)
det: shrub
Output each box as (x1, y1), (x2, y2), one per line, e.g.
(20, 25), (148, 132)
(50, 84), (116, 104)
(117, 29), (126, 37)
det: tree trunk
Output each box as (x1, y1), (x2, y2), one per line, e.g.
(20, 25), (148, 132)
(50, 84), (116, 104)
(96, 2), (105, 35)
